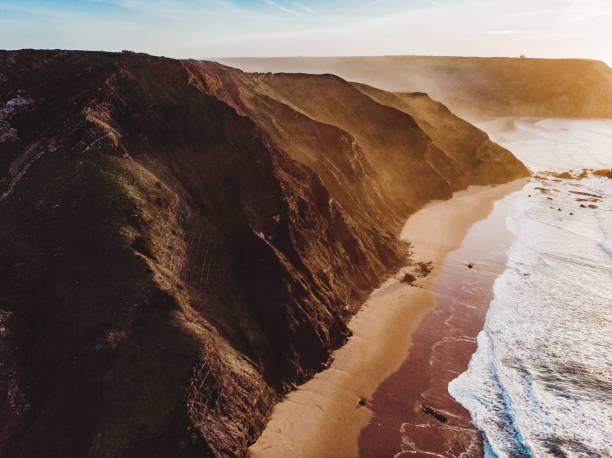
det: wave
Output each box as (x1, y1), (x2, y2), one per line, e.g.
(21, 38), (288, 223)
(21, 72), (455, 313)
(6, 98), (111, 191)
(450, 119), (612, 457)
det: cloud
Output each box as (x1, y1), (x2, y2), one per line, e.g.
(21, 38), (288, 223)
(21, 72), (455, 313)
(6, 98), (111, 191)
(293, 2), (315, 14)
(0, 2), (71, 17)
(1, 0), (611, 65)
(263, 0), (299, 16)
(87, 0), (261, 22)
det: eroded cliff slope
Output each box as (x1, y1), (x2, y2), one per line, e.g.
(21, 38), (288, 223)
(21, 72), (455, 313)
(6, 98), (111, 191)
(220, 56), (612, 120)
(0, 50), (527, 457)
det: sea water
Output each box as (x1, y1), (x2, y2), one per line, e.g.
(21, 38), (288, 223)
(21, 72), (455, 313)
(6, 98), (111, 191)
(449, 118), (612, 457)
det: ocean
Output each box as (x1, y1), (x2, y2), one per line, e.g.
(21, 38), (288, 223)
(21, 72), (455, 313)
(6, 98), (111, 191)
(449, 118), (612, 457)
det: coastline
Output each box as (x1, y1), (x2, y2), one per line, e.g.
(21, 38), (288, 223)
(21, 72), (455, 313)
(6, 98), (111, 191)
(248, 178), (528, 458)
(359, 178), (526, 456)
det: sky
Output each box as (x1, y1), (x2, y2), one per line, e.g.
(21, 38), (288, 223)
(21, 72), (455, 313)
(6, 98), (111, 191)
(1, 0), (611, 65)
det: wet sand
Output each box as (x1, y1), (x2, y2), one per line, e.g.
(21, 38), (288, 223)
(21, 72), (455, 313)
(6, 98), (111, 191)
(248, 179), (527, 458)
(359, 184), (522, 457)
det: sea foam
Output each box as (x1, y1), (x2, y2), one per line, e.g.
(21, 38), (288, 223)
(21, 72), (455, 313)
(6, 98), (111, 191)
(449, 118), (612, 457)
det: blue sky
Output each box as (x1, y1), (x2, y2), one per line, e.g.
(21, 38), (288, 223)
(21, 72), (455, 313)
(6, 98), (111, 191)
(1, 0), (611, 64)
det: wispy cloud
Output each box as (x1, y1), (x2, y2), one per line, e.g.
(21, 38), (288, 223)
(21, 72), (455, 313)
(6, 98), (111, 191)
(263, 0), (299, 16)
(293, 2), (315, 14)
(0, 2), (71, 17)
(1, 0), (610, 65)
(87, 0), (260, 22)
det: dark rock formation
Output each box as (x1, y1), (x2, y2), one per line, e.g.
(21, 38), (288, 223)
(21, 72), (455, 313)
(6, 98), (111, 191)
(0, 49), (528, 457)
(594, 168), (612, 179)
(421, 405), (448, 423)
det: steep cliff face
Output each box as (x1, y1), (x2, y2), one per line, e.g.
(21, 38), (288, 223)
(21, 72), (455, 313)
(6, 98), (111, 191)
(187, 60), (526, 230)
(0, 50), (527, 457)
(350, 83), (528, 188)
(220, 56), (612, 120)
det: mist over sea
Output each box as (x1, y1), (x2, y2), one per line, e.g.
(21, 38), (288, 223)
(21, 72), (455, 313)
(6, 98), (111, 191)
(449, 119), (612, 457)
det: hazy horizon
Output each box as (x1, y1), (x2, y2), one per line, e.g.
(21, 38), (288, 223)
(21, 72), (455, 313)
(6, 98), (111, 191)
(1, 0), (612, 66)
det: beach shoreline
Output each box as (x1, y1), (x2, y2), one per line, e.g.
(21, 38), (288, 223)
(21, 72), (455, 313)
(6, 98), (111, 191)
(359, 178), (526, 456)
(248, 178), (528, 458)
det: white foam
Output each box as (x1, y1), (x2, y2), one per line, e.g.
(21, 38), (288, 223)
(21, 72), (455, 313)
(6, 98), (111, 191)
(477, 118), (612, 173)
(449, 119), (612, 457)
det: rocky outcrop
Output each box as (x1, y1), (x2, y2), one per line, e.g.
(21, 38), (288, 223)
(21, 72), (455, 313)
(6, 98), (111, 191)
(0, 50), (528, 457)
(594, 168), (612, 179)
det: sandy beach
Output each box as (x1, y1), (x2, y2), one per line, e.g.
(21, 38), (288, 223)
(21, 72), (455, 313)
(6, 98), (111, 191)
(248, 178), (528, 458)
(359, 178), (525, 457)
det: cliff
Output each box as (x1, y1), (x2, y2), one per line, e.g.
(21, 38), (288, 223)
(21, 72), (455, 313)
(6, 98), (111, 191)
(0, 49), (527, 457)
(220, 56), (612, 120)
